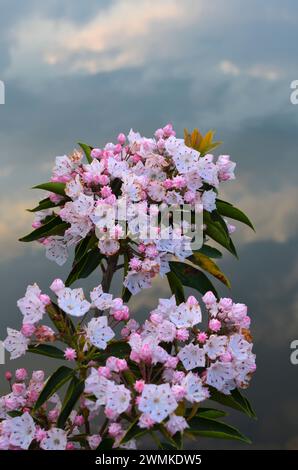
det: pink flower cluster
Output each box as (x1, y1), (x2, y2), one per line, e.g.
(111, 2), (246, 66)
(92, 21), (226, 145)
(33, 124), (236, 294)
(2, 280), (255, 449)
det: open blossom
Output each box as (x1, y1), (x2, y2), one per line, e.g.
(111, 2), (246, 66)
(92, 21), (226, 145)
(204, 335), (228, 360)
(85, 317), (115, 350)
(40, 428), (67, 450)
(4, 328), (29, 359)
(166, 415), (189, 435)
(178, 344), (206, 370)
(57, 287), (91, 317)
(7, 412), (36, 450)
(170, 299), (202, 328)
(182, 372), (210, 403)
(138, 384), (178, 423)
(17, 284), (48, 324)
(90, 285), (113, 310)
(105, 384), (131, 415)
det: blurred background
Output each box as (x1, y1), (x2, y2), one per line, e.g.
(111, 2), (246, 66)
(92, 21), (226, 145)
(0, 0), (298, 449)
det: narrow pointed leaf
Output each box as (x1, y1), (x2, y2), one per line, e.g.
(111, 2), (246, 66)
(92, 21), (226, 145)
(28, 344), (65, 360)
(28, 197), (61, 213)
(34, 366), (74, 410)
(188, 416), (251, 443)
(57, 378), (85, 428)
(65, 248), (103, 286)
(195, 244), (222, 259)
(78, 142), (93, 164)
(19, 216), (68, 242)
(169, 261), (218, 298)
(216, 199), (255, 231)
(167, 271), (185, 304)
(204, 211), (237, 257)
(189, 252), (231, 288)
(209, 387), (257, 419)
(33, 182), (66, 196)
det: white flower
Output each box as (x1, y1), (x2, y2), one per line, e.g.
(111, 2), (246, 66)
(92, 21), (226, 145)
(123, 271), (152, 295)
(178, 344), (206, 370)
(165, 136), (200, 174)
(85, 317), (115, 349)
(170, 303), (201, 328)
(138, 384), (178, 423)
(228, 334), (252, 361)
(72, 193), (94, 217)
(105, 384), (131, 415)
(53, 155), (73, 177)
(198, 154), (219, 187)
(84, 368), (112, 406)
(57, 287), (91, 317)
(152, 295), (177, 319)
(45, 236), (68, 266)
(204, 335), (228, 360)
(206, 361), (235, 392)
(90, 285), (113, 310)
(4, 328), (29, 359)
(201, 189), (217, 212)
(17, 283), (46, 324)
(166, 415), (189, 435)
(40, 427), (67, 450)
(157, 320), (176, 342)
(181, 372), (210, 403)
(147, 181), (166, 201)
(9, 412), (35, 450)
(65, 174), (83, 200)
(98, 238), (120, 256)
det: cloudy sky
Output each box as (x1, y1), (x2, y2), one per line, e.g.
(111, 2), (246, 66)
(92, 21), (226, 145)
(0, 0), (298, 449)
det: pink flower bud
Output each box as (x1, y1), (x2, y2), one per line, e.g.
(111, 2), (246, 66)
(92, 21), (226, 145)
(31, 370), (45, 382)
(187, 295), (198, 307)
(50, 278), (65, 294)
(172, 384), (186, 401)
(64, 348), (77, 361)
(209, 319), (221, 332)
(197, 332), (208, 344)
(12, 383), (26, 396)
(116, 359), (128, 372)
(39, 294), (51, 306)
(202, 291), (217, 306)
(5, 371), (12, 381)
(21, 323), (36, 338)
(98, 367), (111, 379)
(134, 380), (145, 393)
(176, 328), (189, 341)
(91, 148), (102, 159)
(74, 415), (84, 427)
(117, 133), (126, 145)
(108, 423), (123, 438)
(15, 368), (28, 381)
(66, 442), (75, 450)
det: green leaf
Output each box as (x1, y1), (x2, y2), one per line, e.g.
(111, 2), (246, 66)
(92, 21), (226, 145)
(120, 419), (147, 445)
(28, 344), (65, 360)
(28, 197), (61, 213)
(34, 366), (74, 410)
(57, 378), (85, 428)
(166, 271), (185, 304)
(204, 211), (237, 257)
(188, 416), (251, 443)
(196, 407), (227, 419)
(33, 182), (66, 196)
(217, 200), (254, 231)
(96, 438), (115, 450)
(92, 340), (130, 363)
(19, 216), (68, 242)
(195, 244), (222, 259)
(189, 252), (231, 288)
(65, 248), (103, 286)
(78, 142), (93, 164)
(169, 261), (218, 298)
(209, 388), (257, 419)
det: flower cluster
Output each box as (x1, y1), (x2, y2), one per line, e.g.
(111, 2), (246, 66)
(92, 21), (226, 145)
(31, 124), (236, 294)
(1, 280), (255, 449)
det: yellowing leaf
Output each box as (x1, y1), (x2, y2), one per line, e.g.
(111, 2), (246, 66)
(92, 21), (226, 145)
(184, 128), (222, 155)
(189, 252), (231, 288)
